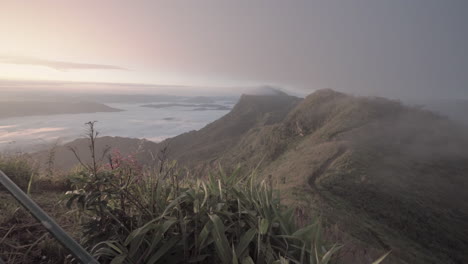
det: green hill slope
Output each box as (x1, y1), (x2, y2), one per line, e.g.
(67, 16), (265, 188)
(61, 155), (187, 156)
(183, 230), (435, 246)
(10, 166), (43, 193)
(157, 93), (302, 171)
(32, 89), (468, 263)
(155, 89), (468, 263)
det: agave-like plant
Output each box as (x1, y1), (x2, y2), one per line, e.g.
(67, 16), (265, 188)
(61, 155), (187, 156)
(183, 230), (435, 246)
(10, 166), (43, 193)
(86, 165), (341, 264)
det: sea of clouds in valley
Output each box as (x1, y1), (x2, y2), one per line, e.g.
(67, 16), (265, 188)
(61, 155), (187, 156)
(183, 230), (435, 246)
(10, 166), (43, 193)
(0, 102), (232, 153)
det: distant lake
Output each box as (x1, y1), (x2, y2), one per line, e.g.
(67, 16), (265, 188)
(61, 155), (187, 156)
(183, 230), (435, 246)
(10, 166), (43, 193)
(0, 101), (232, 152)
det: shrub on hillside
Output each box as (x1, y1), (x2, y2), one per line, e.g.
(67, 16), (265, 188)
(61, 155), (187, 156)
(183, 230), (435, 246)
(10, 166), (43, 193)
(63, 142), (338, 263)
(62, 121), (389, 264)
(0, 154), (37, 191)
(66, 160), (341, 264)
(62, 122), (339, 263)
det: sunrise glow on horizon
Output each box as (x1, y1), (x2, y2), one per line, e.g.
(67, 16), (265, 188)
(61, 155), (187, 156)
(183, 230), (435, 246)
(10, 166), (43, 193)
(0, 0), (466, 98)
(0, 1), (255, 90)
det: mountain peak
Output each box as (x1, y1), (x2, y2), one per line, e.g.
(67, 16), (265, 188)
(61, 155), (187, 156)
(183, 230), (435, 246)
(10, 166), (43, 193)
(243, 85), (289, 96)
(233, 92), (300, 119)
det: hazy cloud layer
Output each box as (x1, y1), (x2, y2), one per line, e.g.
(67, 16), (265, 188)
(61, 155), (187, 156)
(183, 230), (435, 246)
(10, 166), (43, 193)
(0, 55), (127, 71)
(0, 102), (231, 152)
(0, 1), (467, 99)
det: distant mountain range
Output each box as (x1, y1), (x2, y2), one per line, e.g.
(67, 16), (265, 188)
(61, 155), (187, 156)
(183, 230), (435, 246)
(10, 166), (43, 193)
(0, 101), (121, 119)
(33, 89), (468, 263)
(141, 103), (231, 111)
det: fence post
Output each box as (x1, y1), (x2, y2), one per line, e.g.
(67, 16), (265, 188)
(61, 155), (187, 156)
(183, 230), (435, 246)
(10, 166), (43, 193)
(0, 170), (98, 264)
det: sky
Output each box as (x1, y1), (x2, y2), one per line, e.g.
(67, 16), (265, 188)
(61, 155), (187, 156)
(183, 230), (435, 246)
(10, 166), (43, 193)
(0, 0), (467, 99)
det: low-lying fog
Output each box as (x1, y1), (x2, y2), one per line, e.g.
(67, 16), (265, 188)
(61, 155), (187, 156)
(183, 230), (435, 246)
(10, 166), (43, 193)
(1, 84), (467, 154)
(0, 101), (233, 153)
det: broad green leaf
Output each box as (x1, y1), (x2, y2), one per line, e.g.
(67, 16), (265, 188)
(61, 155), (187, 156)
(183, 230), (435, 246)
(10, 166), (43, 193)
(236, 228), (257, 257)
(320, 245), (342, 264)
(272, 256), (290, 264)
(197, 221), (213, 250)
(146, 236), (179, 264)
(232, 245), (239, 264)
(242, 256), (256, 264)
(209, 214), (232, 264)
(372, 251), (391, 264)
(125, 220), (158, 246)
(144, 219), (178, 259)
(259, 218), (269, 235)
(110, 254), (127, 264)
(292, 224), (317, 239)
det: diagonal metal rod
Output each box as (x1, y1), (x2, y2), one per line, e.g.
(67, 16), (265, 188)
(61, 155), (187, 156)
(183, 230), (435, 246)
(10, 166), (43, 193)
(0, 170), (98, 264)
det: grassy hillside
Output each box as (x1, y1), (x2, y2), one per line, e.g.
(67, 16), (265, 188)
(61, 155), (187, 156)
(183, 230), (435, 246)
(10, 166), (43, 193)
(1, 148), (343, 264)
(148, 89), (468, 263)
(31, 94), (300, 172)
(159, 94), (301, 168)
(259, 90), (468, 263)
(28, 89), (468, 263)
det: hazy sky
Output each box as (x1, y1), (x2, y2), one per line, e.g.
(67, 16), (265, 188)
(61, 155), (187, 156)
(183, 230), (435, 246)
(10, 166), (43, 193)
(0, 0), (467, 99)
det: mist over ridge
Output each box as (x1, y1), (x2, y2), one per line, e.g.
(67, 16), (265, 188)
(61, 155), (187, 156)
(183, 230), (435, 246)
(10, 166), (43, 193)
(1, 1), (468, 263)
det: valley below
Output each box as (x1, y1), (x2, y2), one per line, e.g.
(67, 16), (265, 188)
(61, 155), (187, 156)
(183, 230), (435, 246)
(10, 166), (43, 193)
(0, 97), (233, 153)
(2, 89), (468, 263)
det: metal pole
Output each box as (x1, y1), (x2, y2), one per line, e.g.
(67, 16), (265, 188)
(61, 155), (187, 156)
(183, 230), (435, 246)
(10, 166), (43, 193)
(0, 170), (98, 264)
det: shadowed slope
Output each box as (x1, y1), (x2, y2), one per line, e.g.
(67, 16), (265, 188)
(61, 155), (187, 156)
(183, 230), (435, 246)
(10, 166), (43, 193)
(31, 89), (468, 263)
(157, 93), (302, 169)
(156, 89), (468, 263)
(223, 89), (468, 264)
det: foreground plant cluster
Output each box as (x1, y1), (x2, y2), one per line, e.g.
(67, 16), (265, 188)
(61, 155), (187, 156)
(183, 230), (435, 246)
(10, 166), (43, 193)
(65, 150), (340, 264)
